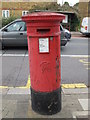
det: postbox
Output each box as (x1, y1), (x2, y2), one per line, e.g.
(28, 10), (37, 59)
(22, 12), (65, 115)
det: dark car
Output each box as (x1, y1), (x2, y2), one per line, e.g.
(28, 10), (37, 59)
(0, 19), (67, 49)
(60, 25), (67, 46)
(0, 19), (27, 48)
(60, 24), (71, 41)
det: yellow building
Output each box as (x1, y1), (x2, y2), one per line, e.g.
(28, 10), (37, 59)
(1, 0), (57, 18)
(79, 0), (90, 18)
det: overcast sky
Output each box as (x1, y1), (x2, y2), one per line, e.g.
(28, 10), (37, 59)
(57, 0), (79, 6)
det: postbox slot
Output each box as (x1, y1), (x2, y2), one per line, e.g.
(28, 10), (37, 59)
(37, 29), (50, 33)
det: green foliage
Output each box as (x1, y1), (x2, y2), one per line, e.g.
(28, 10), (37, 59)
(45, 3), (60, 10)
(29, 3), (60, 12)
(64, 2), (69, 6)
(74, 2), (79, 7)
(71, 15), (81, 31)
(2, 16), (19, 28)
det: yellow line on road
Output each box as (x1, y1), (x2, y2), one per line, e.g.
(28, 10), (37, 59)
(26, 75), (31, 88)
(0, 86), (10, 89)
(79, 59), (90, 64)
(0, 76), (87, 89)
(61, 83), (87, 88)
(0, 84), (87, 89)
(79, 58), (90, 69)
(0, 77), (87, 89)
(26, 76), (87, 88)
(0, 76), (31, 89)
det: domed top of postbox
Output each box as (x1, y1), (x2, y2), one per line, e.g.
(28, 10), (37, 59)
(22, 12), (65, 22)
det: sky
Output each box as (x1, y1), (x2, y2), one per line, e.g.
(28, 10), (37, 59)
(57, 0), (79, 6)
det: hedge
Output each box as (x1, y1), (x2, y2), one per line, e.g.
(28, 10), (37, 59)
(1, 17), (20, 28)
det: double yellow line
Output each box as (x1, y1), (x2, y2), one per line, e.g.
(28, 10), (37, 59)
(0, 75), (87, 89)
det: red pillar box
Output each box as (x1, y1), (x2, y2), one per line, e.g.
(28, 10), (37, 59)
(22, 12), (65, 115)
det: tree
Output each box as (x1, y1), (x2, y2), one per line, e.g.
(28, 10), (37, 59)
(29, 2), (60, 12)
(63, 2), (69, 6)
(74, 2), (79, 7)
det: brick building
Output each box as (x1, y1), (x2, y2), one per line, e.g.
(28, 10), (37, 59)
(1, 0), (57, 18)
(79, 0), (90, 18)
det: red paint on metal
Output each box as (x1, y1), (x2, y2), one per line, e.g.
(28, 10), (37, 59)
(22, 12), (65, 92)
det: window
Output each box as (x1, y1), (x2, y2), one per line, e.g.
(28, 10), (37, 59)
(22, 11), (29, 16)
(2, 10), (9, 18)
(6, 21), (26, 32)
(62, 15), (68, 23)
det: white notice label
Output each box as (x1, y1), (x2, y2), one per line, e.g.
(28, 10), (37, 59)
(39, 38), (49, 53)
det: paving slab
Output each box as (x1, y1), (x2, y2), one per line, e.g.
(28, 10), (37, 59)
(71, 32), (83, 37)
(0, 89), (9, 94)
(2, 100), (17, 118)
(1, 91), (87, 119)
(7, 88), (30, 94)
(62, 88), (89, 94)
(78, 99), (90, 111)
(14, 101), (29, 118)
(72, 111), (89, 119)
(0, 86), (89, 119)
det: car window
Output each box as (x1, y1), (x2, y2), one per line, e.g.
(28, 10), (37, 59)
(6, 21), (25, 32)
(82, 18), (87, 26)
(60, 25), (63, 31)
(24, 23), (27, 31)
(60, 26), (63, 31)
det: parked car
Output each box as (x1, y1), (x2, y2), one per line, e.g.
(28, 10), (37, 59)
(60, 25), (67, 46)
(80, 17), (90, 36)
(60, 24), (71, 40)
(0, 19), (67, 49)
(0, 19), (27, 49)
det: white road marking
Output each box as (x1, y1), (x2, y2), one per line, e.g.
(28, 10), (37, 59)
(0, 54), (89, 57)
(0, 54), (28, 57)
(61, 55), (89, 58)
(78, 99), (90, 111)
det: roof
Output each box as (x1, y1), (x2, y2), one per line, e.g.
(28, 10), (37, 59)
(55, 11), (75, 14)
(34, 10), (75, 14)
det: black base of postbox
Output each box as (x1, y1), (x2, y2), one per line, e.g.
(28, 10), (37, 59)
(31, 87), (61, 115)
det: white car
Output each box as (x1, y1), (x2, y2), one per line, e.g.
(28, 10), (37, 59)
(80, 17), (90, 36)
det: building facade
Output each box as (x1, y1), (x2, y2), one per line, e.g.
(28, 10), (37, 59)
(79, 0), (90, 18)
(1, 0), (57, 18)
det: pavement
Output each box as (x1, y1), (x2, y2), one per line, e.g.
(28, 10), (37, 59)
(71, 32), (85, 38)
(0, 87), (90, 119)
